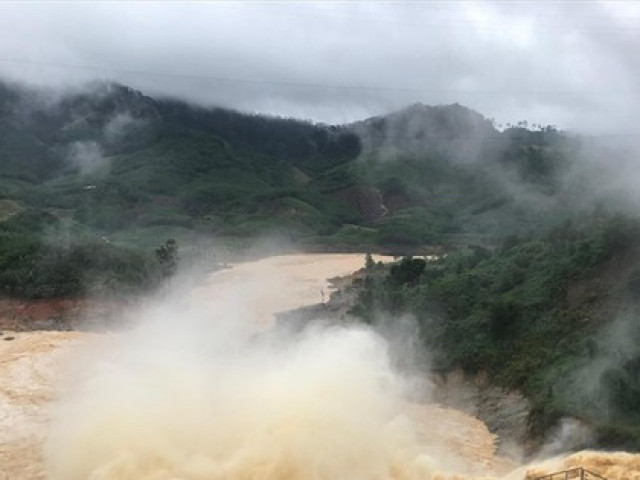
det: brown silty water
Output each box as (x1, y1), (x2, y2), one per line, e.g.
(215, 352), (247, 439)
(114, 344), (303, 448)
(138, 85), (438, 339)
(0, 254), (637, 480)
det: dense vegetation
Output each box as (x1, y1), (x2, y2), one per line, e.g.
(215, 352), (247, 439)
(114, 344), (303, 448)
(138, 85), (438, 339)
(0, 81), (364, 244)
(0, 81), (368, 296)
(0, 209), (161, 298)
(353, 213), (640, 449)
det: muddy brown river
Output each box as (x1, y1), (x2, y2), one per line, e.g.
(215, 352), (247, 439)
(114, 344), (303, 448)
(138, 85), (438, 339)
(0, 254), (638, 479)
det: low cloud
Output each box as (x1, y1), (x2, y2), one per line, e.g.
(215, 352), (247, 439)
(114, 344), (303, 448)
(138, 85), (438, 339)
(103, 112), (145, 144)
(67, 140), (108, 175)
(0, 2), (637, 130)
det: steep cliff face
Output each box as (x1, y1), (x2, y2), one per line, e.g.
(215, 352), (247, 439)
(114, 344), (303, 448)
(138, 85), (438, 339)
(431, 370), (532, 460)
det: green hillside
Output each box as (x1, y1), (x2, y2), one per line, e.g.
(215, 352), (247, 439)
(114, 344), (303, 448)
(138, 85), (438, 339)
(0, 81), (369, 297)
(352, 214), (640, 451)
(0, 79), (626, 300)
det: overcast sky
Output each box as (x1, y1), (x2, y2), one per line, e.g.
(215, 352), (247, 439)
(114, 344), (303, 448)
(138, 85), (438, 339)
(0, 1), (639, 132)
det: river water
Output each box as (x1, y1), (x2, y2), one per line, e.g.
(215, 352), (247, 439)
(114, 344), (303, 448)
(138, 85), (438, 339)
(0, 254), (637, 480)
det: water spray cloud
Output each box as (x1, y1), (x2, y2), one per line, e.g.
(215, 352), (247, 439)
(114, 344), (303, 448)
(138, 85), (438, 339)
(45, 280), (435, 480)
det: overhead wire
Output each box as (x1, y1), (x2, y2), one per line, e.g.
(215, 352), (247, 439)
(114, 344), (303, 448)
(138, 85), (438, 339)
(0, 57), (637, 99)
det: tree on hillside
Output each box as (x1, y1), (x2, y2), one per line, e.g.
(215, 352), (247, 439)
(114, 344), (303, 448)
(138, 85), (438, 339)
(388, 256), (426, 286)
(365, 252), (375, 273)
(155, 239), (178, 278)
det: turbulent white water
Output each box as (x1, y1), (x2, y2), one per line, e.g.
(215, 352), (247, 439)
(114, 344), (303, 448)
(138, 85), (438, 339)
(46, 324), (437, 480)
(45, 254), (443, 480)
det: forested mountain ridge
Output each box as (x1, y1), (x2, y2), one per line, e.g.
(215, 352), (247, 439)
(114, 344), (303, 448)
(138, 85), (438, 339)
(0, 79), (624, 298)
(0, 80), (360, 297)
(0, 81), (364, 237)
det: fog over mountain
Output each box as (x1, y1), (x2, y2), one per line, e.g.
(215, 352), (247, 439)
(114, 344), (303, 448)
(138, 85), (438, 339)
(0, 2), (639, 132)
